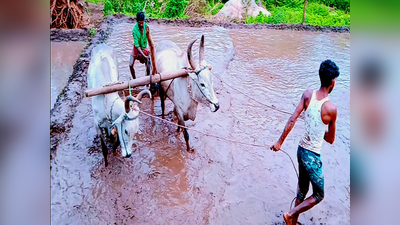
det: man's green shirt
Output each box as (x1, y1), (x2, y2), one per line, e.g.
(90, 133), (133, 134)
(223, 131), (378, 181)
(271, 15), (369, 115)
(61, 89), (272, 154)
(132, 22), (148, 49)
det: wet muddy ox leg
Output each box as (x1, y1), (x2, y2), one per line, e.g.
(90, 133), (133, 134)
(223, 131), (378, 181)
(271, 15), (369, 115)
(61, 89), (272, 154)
(96, 126), (108, 167)
(159, 84), (165, 118)
(112, 135), (120, 153)
(175, 108), (190, 151)
(174, 107), (180, 132)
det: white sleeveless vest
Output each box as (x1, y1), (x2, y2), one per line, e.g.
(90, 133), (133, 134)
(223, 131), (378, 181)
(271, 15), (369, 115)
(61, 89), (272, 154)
(299, 90), (330, 154)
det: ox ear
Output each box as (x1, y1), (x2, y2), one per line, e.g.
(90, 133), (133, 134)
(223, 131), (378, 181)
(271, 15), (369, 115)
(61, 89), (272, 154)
(112, 113), (125, 126)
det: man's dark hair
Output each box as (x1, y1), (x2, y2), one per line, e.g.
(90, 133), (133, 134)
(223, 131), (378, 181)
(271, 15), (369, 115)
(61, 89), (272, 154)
(319, 59), (340, 87)
(137, 11), (145, 21)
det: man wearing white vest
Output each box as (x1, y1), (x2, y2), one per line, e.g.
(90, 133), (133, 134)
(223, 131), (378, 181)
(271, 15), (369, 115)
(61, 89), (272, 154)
(270, 60), (339, 225)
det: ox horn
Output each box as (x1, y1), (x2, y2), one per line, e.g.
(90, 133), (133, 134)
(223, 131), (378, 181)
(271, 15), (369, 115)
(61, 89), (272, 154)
(137, 89), (152, 101)
(199, 35), (205, 64)
(124, 95), (141, 113)
(187, 39), (198, 70)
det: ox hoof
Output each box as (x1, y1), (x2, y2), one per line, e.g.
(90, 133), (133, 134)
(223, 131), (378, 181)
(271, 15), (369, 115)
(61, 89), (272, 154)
(126, 153), (132, 158)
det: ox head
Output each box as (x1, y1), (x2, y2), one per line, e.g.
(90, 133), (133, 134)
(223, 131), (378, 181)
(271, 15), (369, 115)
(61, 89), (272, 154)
(187, 35), (220, 112)
(112, 89), (151, 157)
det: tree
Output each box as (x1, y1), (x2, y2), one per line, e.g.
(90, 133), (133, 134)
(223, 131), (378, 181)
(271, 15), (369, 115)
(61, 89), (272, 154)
(302, 0), (307, 24)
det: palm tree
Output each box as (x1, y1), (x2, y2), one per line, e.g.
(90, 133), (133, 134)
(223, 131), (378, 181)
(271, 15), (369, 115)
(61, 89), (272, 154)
(302, 0), (307, 24)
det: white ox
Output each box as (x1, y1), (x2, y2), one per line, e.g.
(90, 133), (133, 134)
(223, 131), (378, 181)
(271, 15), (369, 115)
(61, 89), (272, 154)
(88, 44), (151, 166)
(156, 35), (220, 151)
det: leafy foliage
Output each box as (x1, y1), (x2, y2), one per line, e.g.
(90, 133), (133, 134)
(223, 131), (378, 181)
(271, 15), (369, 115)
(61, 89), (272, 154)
(263, 0), (349, 12)
(102, 0), (163, 17)
(163, 0), (189, 18)
(95, 0), (349, 26)
(246, 3), (349, 26)
(90, 27), (96, 36)
(211, 3), (224, 15)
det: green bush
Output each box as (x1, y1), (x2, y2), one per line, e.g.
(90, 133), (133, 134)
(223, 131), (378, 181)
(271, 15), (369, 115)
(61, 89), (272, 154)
(163, 0), (188, 18)
(263, 0), (350, 12)
(264, 0), (302, 9)
(103, 0), (164, 17)
(103, 1), (115, 16)
(309, 0), (349, 12)
(246, 3), (349, 26)
(210, 3), (224, 15)
(307, 2), (329, 16)
(90, 27), (96, 36)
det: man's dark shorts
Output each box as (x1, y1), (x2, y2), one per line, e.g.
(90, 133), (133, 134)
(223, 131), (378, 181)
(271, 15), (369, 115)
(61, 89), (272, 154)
(296, 145), (324, 203)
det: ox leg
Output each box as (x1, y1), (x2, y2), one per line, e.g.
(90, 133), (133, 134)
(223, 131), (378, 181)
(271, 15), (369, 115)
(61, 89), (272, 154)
(159, 84), (165, 119)
(112, 135), (120, 153)
(176, 112), (190, 151)
(174, 107), (180, 132)
(96, 126), (108, 167)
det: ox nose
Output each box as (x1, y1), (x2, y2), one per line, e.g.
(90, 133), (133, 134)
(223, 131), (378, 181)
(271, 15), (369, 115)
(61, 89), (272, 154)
(214, 103), (220, 112)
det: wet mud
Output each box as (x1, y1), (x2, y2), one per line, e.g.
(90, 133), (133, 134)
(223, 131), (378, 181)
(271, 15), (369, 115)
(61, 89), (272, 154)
(51, 29), (91, 42)
(51, 15), (350, 224)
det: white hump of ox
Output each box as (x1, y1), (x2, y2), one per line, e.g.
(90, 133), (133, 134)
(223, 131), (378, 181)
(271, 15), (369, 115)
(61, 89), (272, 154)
(87, 43), (151, 167)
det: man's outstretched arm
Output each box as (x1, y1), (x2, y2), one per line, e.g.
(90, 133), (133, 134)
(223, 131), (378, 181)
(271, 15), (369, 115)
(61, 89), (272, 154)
(270, 90), (309, 151)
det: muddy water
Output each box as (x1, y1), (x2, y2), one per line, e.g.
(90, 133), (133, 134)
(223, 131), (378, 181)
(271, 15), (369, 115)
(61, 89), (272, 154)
(51, 41), (86, 109)
(51, 23), (350, 224)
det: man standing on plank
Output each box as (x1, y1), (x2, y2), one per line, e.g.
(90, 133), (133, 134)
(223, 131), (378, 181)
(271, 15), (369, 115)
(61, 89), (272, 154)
(270, 60), (339, 225)
(129, 11), (157, 92)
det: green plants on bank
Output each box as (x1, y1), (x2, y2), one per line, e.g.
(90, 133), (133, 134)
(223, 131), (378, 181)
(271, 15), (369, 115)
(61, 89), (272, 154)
(85, 0), (106, 4)
(90, 27), (96, 36)
(90, 0), (349, 27)
(263, 0), (349, 12)
(246, 2), (349, 26)
(163, 0), (189, 18)
(210, 2), (224, 15)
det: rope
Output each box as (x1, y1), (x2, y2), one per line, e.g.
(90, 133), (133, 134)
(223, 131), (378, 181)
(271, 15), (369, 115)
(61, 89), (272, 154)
(212, 72), (299, 118)
(210, 72), (301, 210)
(139, 110), (299, 178)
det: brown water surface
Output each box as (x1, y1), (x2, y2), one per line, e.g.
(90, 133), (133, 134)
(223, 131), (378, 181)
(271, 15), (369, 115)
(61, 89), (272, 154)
(51, 23), (350, 224)
(51, 41), (86, 109)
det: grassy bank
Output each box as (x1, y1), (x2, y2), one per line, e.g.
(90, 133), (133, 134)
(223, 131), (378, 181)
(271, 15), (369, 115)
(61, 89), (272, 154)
(85, 0), (349, 27)
(247, 1), (350, 26)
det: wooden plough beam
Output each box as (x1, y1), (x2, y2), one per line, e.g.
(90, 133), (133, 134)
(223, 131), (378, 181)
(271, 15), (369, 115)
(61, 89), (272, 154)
(85, 69), (193, 97)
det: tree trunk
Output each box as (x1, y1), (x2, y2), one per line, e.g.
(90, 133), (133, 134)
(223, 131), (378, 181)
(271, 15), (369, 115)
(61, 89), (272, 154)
(302, 0), (307, 25)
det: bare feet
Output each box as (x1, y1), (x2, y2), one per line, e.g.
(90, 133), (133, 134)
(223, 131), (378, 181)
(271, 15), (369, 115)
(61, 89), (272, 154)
(283, 212), (294, 225)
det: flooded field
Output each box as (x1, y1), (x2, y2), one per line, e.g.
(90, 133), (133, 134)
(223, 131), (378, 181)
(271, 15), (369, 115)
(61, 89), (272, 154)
(51, 41), (86, 109)
(51, 21), (350, 224)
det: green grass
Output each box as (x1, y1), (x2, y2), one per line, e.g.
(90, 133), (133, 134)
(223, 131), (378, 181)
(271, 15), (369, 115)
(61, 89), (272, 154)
(88, 0), (349, 27)
(90, 27), (96, 36)
(210, 2), (224, 15)
(85, 0), (106, 4)
(246, 2), (350, 26)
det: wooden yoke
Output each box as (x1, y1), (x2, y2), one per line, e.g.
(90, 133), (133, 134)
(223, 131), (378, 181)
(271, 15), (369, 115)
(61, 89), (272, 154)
(85, 69), (193, 97)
